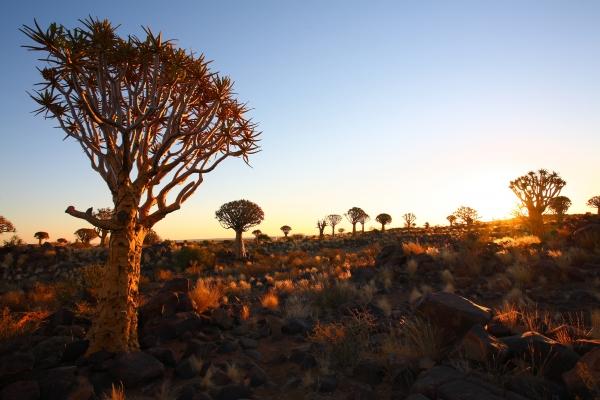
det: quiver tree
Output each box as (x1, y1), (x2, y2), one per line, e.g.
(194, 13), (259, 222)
(34, 231), (49, 245)
(446, 215), (457, 226)
(358, 211), (370, 233)
(453, 206), (479, 226)
(280, 225), (292, 237)
(587, 196), (600, 214)
(93, 207), (113, 247)
(345, 207), (365, 236)
(326, 214), (342, 236)
(0, 216), (16, 235)
(509, 169), (565, 237)
(23, 18), (259, 353)
(316, 219), (328, 239)
(375, 213), (391, 231)
(252, 229), (262, 243)
(548, 196), (571, 223)
(402, 213), (416, 230)
(215, 200), (264, 259)
(74, 228), (99, 245)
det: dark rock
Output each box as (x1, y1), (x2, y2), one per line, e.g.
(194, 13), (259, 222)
(146, 347), (177, 367)
(186, 340), (216, 358)
(505, 375), (567, 400)
(238, 337), (258, 350)
(175, 356), (203, 379)
(352, 361), (385, 387)
(0, 352), (34, 379)
(33, 336), (74, 368)
(573, 338), (600, 355)
(247, 363), (268, 387)
(459, 324), (508, 363)
(142, 312), (206, 341)
(281, 318), (312, 335)
(109, 351), (164, 388)
(410, 366), (463, 397)
(415, 292), (492, 344)
(562, 347), (600, 397)
(215, 384), (251, 400)
(289, 349), (317, 368)
(212, 308), (234, 330)
(79, 350), (114, 370)
(62, 340), (89, 363)
(244, 349), (263, 362)
(0, 380), (39, 400)
(318, 374), (337, 392)
(217, 340), (238, 354)
(162, 278), (191, 293)
(375, 245), (407, 269)
(37, 366), (79, 400)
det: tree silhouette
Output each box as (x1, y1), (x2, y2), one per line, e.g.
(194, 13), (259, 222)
(446, 215), (457, 226)
(358, 211), (370, 233)
(23, 18), (259, 352)
(316, 219), (328, 239)
(345, 207), (366, 235)
(453, 206), (479, 226)
(326, 214), (342, 236)
(587, 195), (600, 215)
(252, 229), (262, 243)
(143, 229), (161, 245)
(0, 216), (16, 235)
(93, 208), (113, 247)
(34, 231), (49, 245)
(509, 169), (565, 237)
(74, 228), (99, 245)
(280, 225), (292, 237)
(57, 238), (68, 245)
(548, 196), (571, 223)
(216, 200), (264, 259)
(375, 213), (391, 231)
(402, 213), (416, 230)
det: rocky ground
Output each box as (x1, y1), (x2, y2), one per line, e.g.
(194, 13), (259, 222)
(0, 216), (599, 400)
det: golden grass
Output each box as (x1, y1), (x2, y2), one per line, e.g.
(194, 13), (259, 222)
(104, 383), (126, 400)
(155, 269), (175, 281)
(260, 291), (279, 309)
(0, 307), (49, 342)
(381, 315), (444, 361)
(402, 241), (426, 255)
(189, 279), (223, 314)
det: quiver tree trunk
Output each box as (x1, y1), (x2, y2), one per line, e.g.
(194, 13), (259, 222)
(318, 228), (325, 239)
(86, 192), (146, 354)
(99, 231), (109, 247)
(381, 223), (385, 232)
(235, 230), (246, 259)
(527, 208), (545, 238)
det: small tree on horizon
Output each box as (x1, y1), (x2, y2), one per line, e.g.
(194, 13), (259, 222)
(74, 228), (99, 245)
(509, 169), (565, 237)
(252, 229), (262, 243)
(548, 196), (571, 223)
(216, 200), (264, 259)
(587, 195), (600, 215)
(316, 219), (328, 239)
(93, 207), (113, 247)
(280, 225), (292, 237)
(34, 231), (49, 245)
(326, 214), (342, 236)
(402, 213), (416, 230)
(143, 229), (161, 245)
(453, 206), (479, 226)
(358, 211), (370, 233)
(0, 216), (16, 235)
(446, 214), (457, 226)
(375, 213), (391, 232)
(23, 18), (259, 352)
(345, 207), (366, 236)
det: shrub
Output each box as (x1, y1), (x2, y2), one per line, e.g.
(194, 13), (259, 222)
(402, 241), (426, 255)
(190, 279), (223, 314)
(381, 315), (444, 361)
(174, 245), (216, 271)
(260, 291), (279, 309)
(0, 307), (48, 342)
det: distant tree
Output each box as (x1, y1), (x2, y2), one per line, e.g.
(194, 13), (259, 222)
(280, 225), (292, 237)
(446, 215), (457, 226)
(345, 207), (366, 235)
(252, 229), (262, 243)
(216, 200), (264, 259)
(23, 18), (259, 352)
(3, 235), (24, 247)
(257, 233), (271, 242)
(587, 195), (600, 215)
(56, 238), (68, 245)
(509, 169), (566, 237)
(548, 196), (571, 223)
(93, 208), (113, 247)
(453, 206), (479, 226)
(143, 229), (161, 245)
(34, 231), (49, 245)
(424, 222), (430, 229)
(358, 211), (370, 233)
(326, 214), (342, 236)
(0, 216), (16, 235)
(375, 213), (392, 232)
(316, 219), (328, 239)
(338, 228), (345, 234)
(74, 228), (99, 245)
(402, 213), (416, 230)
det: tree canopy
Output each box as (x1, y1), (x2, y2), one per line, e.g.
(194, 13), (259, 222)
(216, 200), (264, 232)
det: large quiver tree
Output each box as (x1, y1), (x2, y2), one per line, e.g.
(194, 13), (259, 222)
(216, 199), (264, 259)
(23, 18), (259, 353)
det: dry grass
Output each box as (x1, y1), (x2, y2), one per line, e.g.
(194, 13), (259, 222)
(284, 295), (311, 319)
(155, 269), (175, 281)
(507, 263), (534, 287)
(406, 259), (418, 276)
(226, 362), (244, 385)
(104, 383), (126, 400)
(494, 235), (541, 248)
(260, 291), (279, 309)
(592, 309), (600, 339)
(0, 307), (48, 342)
(381, 315), (444, 361)
(402, 241), (426, 255)
(240, 304), (251, 321)
(189, 279), (223, 314)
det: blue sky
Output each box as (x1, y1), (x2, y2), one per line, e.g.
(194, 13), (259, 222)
(1, 1), (599, 242)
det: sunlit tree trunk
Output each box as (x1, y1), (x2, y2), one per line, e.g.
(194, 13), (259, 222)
(86, 190), (146, 353)
(352, 223), (356, 236)
(527, 207), (545, 238)
(235, 230), (246, 259)
(381, 223), (385, 232)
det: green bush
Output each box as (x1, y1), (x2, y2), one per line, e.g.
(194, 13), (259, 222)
(174, 245), (216, 271)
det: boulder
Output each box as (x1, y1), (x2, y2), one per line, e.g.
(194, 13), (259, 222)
(0, 380), (39, 400)
(375, 245), (407, 269)
(215, 384), (251, 400)
(33, 336), (74, 368)
(0, 352), (34, 380)
(109, 351), (164, 388)
(562, 347), (600, 397)
(459, 324), (508, 363)
(352, 361), (385, 387)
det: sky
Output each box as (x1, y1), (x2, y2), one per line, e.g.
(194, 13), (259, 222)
(1, 1), (599, 243)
